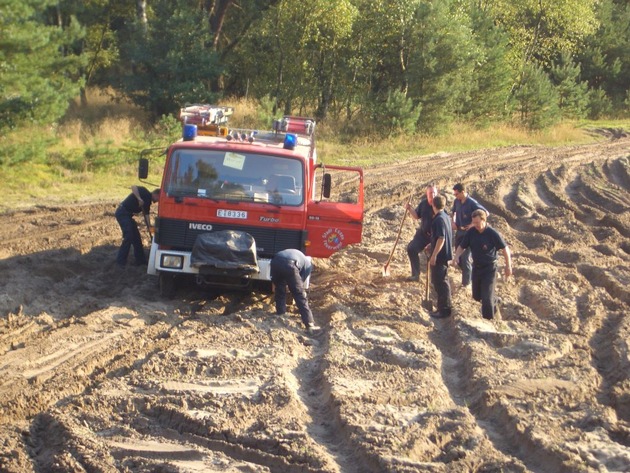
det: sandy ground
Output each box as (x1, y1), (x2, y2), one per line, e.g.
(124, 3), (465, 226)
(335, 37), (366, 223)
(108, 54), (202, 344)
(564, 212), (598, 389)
(1, 132), (629, 472)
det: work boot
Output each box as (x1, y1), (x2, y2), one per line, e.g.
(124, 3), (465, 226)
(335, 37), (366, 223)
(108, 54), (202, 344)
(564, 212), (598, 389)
(406, 274), (420, 282)
(306, 323), (321, 335)
(429, 310), (451, 319)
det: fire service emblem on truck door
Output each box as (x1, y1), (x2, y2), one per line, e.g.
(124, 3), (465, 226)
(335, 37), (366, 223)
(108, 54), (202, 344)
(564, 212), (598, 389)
(322, 228), (345, 250)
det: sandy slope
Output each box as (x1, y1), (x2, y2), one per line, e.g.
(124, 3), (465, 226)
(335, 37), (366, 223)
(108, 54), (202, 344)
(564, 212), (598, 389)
(0, 134), (629, 472)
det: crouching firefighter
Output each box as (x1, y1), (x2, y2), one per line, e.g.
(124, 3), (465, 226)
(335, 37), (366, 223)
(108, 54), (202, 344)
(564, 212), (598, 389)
(270, 249), (320, 335)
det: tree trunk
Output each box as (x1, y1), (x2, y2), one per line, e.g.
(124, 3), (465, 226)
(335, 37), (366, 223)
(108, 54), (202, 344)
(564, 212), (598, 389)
(136, 0), (148, 31)
(316, 52), (336, 121)
(207, 0), (233, 51)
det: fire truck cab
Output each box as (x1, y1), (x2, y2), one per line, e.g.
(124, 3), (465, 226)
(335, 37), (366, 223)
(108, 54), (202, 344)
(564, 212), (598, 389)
(139, 105), (364, 297)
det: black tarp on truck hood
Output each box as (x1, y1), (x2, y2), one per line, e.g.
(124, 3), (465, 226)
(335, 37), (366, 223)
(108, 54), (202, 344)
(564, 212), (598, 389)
(191, 230), (258, 273)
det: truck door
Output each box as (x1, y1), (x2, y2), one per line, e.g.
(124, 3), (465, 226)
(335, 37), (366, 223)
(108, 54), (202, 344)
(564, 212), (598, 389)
(305, 166), (364, 258)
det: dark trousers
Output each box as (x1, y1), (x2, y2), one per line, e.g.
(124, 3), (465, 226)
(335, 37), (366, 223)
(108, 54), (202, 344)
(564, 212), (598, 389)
(115, 207), (146, 266)
(472, 264), (498, 319)
(455, 230), (472, 286)
(407, 230), (430, 276)
(431, 262), (452, 316)
(270, 258), (314, 328)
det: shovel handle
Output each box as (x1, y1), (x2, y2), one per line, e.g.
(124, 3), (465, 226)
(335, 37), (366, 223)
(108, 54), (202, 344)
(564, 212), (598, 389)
(425, 256), (430, 299)
(383, 195), (413, 273)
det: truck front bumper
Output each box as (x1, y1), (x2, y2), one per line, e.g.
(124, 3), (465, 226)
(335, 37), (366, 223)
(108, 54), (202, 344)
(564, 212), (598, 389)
(147, 241), (271, 281)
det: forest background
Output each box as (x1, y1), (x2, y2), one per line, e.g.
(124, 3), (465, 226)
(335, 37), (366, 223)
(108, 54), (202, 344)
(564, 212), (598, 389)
(1, 0), (629, 209)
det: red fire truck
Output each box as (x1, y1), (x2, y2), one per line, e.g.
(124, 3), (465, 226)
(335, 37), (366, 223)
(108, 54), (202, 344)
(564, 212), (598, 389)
(138, 105), (364, 297)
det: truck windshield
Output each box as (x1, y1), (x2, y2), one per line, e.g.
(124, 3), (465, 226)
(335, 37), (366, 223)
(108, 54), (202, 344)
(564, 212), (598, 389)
(165, 149), (304, 206)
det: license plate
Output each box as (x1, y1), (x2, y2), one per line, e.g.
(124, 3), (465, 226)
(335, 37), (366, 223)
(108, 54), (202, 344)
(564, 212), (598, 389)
(217, 209), (247, 219)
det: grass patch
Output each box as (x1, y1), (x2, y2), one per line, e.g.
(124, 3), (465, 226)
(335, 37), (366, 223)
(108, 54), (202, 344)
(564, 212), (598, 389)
(0, 160), (163, 212)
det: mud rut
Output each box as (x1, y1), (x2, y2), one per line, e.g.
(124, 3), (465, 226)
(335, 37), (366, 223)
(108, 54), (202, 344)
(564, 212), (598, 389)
(1, 135), (629, 472)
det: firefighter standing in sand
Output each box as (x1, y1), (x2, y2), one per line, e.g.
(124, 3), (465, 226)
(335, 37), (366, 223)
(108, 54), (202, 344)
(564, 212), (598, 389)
(451, 183), (489, 290)
(405, 183), (438, 282)
(453, 209), (512, 320)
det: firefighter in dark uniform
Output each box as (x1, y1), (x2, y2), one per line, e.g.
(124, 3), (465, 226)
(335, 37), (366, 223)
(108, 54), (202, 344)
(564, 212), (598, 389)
(270, 249), (320, 334)
(115, 185), (160, 267)
(428, 194), (453, 318)
(451, 183), (489, 289)
(405, 184), (438, 281)
(453, 209), (512, 319)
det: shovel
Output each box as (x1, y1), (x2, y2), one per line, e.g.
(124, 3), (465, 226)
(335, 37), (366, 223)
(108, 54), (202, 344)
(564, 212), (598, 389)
(382, 195), (412, 277)
(422, 257), (433, 311)
(143, 215), (154, 242)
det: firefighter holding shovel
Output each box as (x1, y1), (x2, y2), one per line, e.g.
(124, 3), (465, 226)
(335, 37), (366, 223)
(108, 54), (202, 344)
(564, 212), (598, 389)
(115, 186), (160, 268)
(405, 184), (438, 281)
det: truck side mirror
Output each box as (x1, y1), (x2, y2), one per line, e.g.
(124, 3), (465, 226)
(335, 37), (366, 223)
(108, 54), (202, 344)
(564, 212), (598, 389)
(138, 158), (149, 179)
(323, 173), (332, 198)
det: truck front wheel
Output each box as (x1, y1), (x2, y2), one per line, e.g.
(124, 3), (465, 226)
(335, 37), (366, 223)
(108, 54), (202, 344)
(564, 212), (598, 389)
(159, 272), (177, 299)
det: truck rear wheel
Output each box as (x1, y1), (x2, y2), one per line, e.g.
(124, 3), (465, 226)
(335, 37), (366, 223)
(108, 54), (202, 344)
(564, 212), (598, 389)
(159, 272), (177, 299)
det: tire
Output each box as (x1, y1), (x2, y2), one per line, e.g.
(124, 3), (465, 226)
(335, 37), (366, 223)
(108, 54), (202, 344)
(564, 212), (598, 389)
(159, 272), (177, 299)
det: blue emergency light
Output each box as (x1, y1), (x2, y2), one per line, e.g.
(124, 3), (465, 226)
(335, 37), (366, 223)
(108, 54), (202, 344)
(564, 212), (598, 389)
(283, 133), (297, 150)
(183, 124), (197, 141)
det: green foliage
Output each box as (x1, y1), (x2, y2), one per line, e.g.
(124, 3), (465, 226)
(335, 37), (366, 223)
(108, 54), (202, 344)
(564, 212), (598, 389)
(578, 0), (630, 114)
(2, 0), (630, 142)
(46, 142), (124, 172)
(149, 115), (182, 145)
(47, 148), (86, 172)
(256, 97), (277, 128)
(0, 133), (52, 166)
(550, 52), (589, 119)
(82, 142), (123, 171)
(461, 5), (513, 125)
(513, 63), (561, 129)
(349, 0), (420, 97)
(587, 88), (613, 119)
(490, 0), (600, 67)
(0, 0), (86, 131)
(115, 0), (221, 117)
(404, 0), (480, 133)
(234, 0), (357, 119)
(371, 90), (421, 137)
(56, 0), (137, 94)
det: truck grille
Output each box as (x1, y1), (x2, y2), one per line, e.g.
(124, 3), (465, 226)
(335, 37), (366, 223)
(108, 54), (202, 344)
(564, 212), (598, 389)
(157, 218), (305, 258)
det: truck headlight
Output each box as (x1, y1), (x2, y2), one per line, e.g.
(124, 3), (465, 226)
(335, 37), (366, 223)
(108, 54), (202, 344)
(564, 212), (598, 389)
(161, 254), (184, 269)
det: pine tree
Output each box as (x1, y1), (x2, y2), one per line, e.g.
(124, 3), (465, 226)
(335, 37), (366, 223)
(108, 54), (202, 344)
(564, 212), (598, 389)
(578, 0), (630, 116)
(404, 0), (479, 133)
(462, 5), (513, 125)
(550, 52), (589, 119)
(513, 63), (560, 129)
(113, 0), (222, 117)
(0, 0), (86, 130)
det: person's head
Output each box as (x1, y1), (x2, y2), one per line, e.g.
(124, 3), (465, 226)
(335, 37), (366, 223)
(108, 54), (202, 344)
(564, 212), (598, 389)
(453, 183), (467, 201)
(151, 188), (161, 203)
(471, 209), (487, 230)
(426, 183), (438, 204)
(432, 194), (445, 213)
